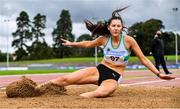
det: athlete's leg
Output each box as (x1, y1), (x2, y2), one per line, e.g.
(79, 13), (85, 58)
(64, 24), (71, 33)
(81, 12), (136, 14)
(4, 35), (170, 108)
(49, 67), (99, 86)
(159, 55), (170, 74)
(80, 79), (118, 98)
(154, 55), (160, 71)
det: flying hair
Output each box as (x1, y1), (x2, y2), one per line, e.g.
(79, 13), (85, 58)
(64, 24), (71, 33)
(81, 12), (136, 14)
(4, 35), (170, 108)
(112, 6), (130, 18)
(84, 6), (130, 36)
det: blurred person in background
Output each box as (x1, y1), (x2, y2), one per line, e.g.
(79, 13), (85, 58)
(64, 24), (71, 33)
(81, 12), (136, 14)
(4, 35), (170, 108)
(151, 30), (172, 75)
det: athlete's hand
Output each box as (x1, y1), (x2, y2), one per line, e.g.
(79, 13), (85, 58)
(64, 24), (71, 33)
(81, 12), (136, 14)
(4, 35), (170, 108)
(61, 38), (73, 46)
(158, 73), (175, 80)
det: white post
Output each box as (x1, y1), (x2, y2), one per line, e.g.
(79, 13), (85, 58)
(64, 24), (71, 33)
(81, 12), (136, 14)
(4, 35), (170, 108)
(172, 8), (179, 64)
(175, 33), (178, 64)
(5, 19), (10, 70)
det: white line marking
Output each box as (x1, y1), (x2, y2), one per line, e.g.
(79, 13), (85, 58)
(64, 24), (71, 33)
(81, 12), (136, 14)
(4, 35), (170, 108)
(0, 73), (65, 78)
(121, 77), (180, 86)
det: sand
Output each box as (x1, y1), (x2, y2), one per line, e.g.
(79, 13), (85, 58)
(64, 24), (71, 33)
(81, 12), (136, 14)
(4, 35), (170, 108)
(1, 84), (180, 108)
(5, 76), (66, 98)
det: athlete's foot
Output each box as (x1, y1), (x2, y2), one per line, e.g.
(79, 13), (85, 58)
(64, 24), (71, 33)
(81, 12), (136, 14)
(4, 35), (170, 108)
(35, 81), (53, 93)
(80, 92), (96, 98)
(36, 81), (51, 89)
(36, 81), (66, 94)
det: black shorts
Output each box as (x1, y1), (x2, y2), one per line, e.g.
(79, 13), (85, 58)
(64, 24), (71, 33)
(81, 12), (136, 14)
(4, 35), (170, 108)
(96, 64), (121, 86)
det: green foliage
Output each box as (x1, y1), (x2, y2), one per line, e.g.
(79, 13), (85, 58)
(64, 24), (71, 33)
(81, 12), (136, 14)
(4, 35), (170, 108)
(12, 11), (53, 60)
(52, 9), (74, 58)
(76, 34), (92, 42)
(0, 50), (6, 62)
(74, 34), (95, 57)
(14, 48), (28, 60)
(128, 18), (179, 56)
(128, 19), (165, 55)
(12, 11), (32, 60)
(31, 13), (46, 43)
(10, 10), (180, 60)
(28, 42), (54, 60)
(28, 13), (53, 60)
(163, 32), (175, 55)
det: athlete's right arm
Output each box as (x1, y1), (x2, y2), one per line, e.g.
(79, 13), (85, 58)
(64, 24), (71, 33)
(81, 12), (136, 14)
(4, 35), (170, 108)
(61, 36), (107, 48)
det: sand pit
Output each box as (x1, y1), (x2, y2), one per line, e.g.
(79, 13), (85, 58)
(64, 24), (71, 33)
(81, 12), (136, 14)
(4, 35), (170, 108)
(5, 76), (40, 97)
(1, 84), (180, 108)
(36, 81), (66, 95)
(5, 76), (66, 98)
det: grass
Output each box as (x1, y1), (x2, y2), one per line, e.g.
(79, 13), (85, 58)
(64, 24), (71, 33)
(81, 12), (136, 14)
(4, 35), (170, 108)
(0, 69), (75, 76)
(0, 55), (178, 65)
(0, 55), (179, 76)
(0, 57), (100, 65)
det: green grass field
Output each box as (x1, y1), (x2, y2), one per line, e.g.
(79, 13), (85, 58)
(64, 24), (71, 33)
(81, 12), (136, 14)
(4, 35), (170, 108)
(0, 55), (179, 76)
(0, 57), (100, 65)
(0, 69), (74, 76)
(0, 55), (178, 65)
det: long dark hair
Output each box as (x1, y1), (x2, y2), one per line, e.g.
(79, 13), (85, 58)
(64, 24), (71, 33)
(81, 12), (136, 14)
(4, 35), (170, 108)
(84, 6), (129, 36)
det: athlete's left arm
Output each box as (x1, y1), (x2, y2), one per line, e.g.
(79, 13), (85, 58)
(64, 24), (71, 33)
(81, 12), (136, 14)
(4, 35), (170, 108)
(129, 36), (175, 80)
(61, 36), (105, 48)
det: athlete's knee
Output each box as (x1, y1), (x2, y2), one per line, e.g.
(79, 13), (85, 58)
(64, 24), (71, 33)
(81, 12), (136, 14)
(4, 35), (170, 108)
(51, 76), (70, 86)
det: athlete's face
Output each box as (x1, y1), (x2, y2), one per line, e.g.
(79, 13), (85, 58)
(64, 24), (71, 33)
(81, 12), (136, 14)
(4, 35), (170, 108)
(108, 19), (123, 37)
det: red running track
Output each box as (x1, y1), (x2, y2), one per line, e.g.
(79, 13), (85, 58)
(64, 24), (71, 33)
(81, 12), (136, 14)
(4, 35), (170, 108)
(0, 69), (180, 88)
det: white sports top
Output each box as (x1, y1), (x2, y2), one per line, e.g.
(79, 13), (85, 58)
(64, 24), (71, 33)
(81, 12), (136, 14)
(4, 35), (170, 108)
(103, 33), (131, 65)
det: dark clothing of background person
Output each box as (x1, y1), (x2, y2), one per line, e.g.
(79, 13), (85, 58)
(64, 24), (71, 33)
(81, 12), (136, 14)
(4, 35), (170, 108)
(151, 33), (171, 74)
(152, 36), (164, 56)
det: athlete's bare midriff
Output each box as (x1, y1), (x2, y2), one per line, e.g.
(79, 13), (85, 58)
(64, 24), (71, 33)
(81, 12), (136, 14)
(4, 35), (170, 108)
(101, 59), (125, 75)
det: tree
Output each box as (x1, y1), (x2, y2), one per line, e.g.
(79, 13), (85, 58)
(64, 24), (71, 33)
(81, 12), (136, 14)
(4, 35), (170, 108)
(12, 11), (32, 60)
(28, 13), (53, 59)
(52, 9), (74, 58)
(29, 42), (53, 60)
(75, 34), (95, 57)
(31, 13), (46, 43)
(163, 32), (175, 55)
(128, 19), (165, 55)
(0, 50), (6, 62)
